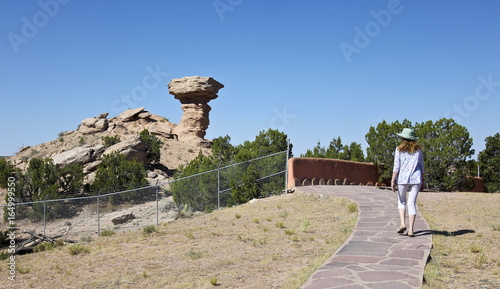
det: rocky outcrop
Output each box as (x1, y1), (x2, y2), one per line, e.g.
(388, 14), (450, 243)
(79, 113), (109, 134)
(18, 146), (31, 154)
(118, 107), (146, 122)
(168, 76), (224, 142)
(53, 145), (105, 167)
(149, 123), (176, 139)
(103, 135), (147, 164)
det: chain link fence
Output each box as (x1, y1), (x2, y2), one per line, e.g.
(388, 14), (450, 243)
(1, 150), (288, 240)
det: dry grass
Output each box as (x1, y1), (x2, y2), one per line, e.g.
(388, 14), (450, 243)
(0, 192), (357, 288)
(418, 192), (500, 289)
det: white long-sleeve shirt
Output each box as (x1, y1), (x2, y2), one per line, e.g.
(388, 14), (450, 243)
(393, 148), (425, 184)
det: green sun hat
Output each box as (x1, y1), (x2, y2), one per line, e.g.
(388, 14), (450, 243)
(397, 128), (418, 141)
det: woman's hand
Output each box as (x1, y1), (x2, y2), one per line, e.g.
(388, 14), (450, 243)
(391, 181), (397, 192)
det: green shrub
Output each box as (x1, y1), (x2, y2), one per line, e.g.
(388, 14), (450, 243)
(102, 135), (121, 147)
(172, 130), (291, 212)
(68, 244), (89, 255)
(142, 225), (157, 236)
(34, 242), (53, 253)
(99, 229), (115, 237)
(140, 129), (162, 163)
(92, 152), (147, 205)
(0, 229), (9, 246)
(17, 266), (30, 274)
(300, 220), (310, 232)
(55, 239), (65, 247)
(186, 250), (203, 259)
(0, 251), (9, 261)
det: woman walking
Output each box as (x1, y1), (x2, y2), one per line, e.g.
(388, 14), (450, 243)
(391, 128), (425, 237)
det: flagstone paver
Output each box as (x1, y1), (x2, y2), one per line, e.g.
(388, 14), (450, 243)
(298, 186), (432, 289)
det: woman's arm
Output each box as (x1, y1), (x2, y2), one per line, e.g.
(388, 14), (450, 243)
(391, 149), (400, 192)
(391, 171), (398, 192)
(419, 150), (425, 191)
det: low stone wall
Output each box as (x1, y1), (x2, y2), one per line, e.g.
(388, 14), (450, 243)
(287, 157), (381, 190)
(287, 157), (485, 192)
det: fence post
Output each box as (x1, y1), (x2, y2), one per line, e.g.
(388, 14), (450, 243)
(155, 180), (159, 227)
(285, 138), (290, 193)
(43, 194), (48, 236)
(217, 161), (222, 209)
(97, 189), (101, 235)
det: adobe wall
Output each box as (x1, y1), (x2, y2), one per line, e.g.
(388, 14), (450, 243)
(471, 177), (484, 192)
(287, 157), (485, 192)
(287, 157), (380, 190)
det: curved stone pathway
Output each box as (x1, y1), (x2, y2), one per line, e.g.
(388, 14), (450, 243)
(298, 186), (432, 289)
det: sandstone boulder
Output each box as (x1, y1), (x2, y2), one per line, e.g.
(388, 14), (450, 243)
(119, 107), (145, 122)
(149, 123), (174, 138)
(138, 111), (152, 119)
(103, 135), (147, 164)
(83, 161), (101, 173)
(79, 117), (109, 134)
(84, 171), (96, 185)
(111, 213), (135, 225)
(53, 145), (105, 167)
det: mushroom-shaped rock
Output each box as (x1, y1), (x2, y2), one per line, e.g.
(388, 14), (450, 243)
(168, 76), (224, 141)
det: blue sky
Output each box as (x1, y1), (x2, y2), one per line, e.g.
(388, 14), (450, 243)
(1, 0), (499, 159)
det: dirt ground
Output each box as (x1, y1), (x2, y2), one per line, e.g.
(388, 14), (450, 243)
(418, 191), (500, 289)
(0, 192), (357, 289)
(1, 193), (180, 243)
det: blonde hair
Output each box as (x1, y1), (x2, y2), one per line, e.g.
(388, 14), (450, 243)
(398, 139), (422, 154)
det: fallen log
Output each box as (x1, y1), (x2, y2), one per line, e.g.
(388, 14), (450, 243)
(12, 224), (76, 255)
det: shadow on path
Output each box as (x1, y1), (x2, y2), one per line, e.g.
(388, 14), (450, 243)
(430, 229), (475, 237)
(416, 229), (475, 237)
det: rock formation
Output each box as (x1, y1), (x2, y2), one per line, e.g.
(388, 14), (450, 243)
(168, 76), (224, 143)
(79, 113), (109, 134)
(118, 107), (146, 122)
(52, 145), (105, 167)
(103, 135), (147, 165)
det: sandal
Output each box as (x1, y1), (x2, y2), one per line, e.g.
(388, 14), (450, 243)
(407, 231), (415, 237)
(397, 226), (407, 234)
